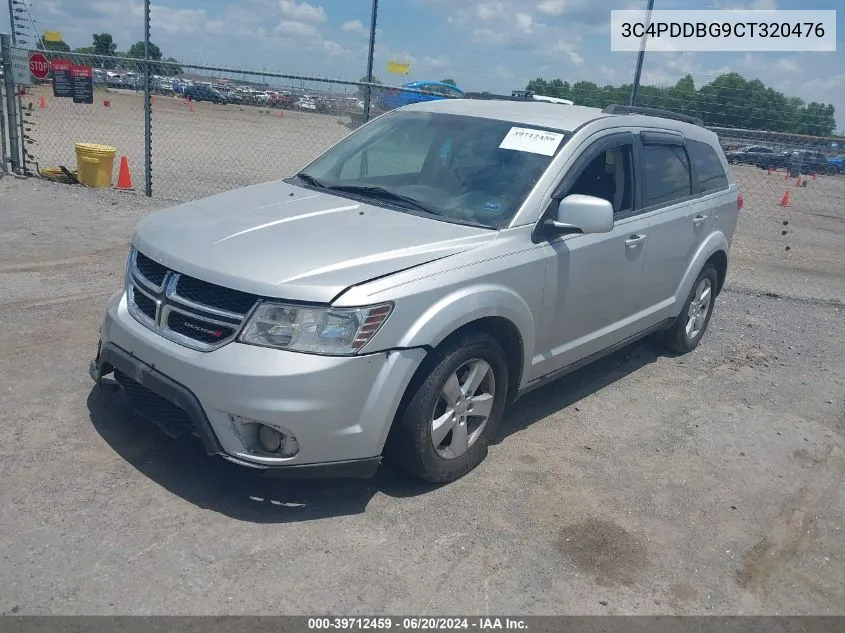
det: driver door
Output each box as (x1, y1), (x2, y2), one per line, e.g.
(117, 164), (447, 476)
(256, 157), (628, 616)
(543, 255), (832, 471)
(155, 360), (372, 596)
(531, 131), (652, 380)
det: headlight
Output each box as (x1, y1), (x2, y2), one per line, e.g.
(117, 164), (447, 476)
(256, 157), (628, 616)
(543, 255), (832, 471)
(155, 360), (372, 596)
(239, 302), (393, 355)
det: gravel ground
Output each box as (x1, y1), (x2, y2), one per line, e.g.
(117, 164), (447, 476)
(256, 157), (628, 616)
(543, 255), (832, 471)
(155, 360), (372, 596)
(0, 176), (843, 615)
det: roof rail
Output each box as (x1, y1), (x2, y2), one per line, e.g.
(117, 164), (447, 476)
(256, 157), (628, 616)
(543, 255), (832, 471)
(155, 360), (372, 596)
(463, 91), (535, 102)
(602, 104), (704, 126)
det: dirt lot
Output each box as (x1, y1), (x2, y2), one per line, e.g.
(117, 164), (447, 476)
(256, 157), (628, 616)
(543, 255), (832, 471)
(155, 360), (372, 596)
(21, 86), (845, 304)
(0, 170), (843, 615)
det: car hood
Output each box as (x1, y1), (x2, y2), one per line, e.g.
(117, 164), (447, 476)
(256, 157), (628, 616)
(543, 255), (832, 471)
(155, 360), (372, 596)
(132, 180), (496, 303)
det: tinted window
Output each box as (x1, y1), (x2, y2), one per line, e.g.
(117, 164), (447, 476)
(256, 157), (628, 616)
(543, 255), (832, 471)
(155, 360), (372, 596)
(641, 145), (692, 207)
(687, 139), (729, 193)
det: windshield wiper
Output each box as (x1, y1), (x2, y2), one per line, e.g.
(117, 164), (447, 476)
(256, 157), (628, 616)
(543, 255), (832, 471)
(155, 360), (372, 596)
(293, 172), (326, 189)
(323, 184), (442, 216)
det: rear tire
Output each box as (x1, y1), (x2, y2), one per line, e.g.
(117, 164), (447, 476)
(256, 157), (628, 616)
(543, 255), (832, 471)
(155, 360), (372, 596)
(385, 330), (509, 483)
(662, 264), (718, 354)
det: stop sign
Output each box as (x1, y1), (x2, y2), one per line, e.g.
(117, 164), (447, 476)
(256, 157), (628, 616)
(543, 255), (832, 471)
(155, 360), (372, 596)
(29, 52), (50, 80)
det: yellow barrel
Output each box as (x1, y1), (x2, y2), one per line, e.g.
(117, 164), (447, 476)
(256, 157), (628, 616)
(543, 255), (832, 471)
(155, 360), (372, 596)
(75, 143), (117, 188)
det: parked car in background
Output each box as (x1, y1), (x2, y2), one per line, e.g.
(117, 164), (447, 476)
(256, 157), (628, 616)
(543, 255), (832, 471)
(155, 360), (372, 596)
(269, 92), (296, 109)
(296, 96), (317, 111)
(90, 100), (739, 483)
(184, 84), (229, 104)
(724, 145), (788, 169)
(826, 155), (845, 174)
(378, 80), (465, 111)
(787, 150), (830, 174)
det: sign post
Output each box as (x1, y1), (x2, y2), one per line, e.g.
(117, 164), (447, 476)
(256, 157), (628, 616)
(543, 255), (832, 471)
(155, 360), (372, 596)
(9, 46), (30, 85)
(70, 65), (94, 104)
(51, 59), (72, 98)
(28, 51), (50, 81)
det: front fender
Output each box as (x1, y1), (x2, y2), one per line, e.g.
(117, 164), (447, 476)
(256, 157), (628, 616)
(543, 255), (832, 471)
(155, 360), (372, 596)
(397, 284), (536, 389)
(673, 231), (729, 316)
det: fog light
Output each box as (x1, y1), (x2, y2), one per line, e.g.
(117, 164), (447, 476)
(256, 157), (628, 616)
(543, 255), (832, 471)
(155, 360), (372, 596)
(258, 425), (282, 452)
(231, 415), (300, 457)
(257, 424), (299, 457)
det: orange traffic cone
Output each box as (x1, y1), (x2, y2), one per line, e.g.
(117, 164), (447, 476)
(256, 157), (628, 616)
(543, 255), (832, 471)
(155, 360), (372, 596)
(189, 101), (195, 113)
(104, 100), (110, 107)
(779, 191), (790, 207)
(279, 110), (284, 118)
(812, 171), (817, 180)
(767, 167), (771, 175)
(795, 176), (802, 187)
(39, 95), (46, 108)
(115, 156), (134, 191)
(783, 171), (789, 180)
(151, 95), (155, 105)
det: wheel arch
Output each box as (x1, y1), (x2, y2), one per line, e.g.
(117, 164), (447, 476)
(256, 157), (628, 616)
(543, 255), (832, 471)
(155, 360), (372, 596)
(395, 284), (535, 395)
(673, 233), (730, 315)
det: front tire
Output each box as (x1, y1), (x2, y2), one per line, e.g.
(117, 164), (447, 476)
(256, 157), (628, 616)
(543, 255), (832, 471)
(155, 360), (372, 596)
(385, 330), (509, 483)
(662, 264), (718, 354)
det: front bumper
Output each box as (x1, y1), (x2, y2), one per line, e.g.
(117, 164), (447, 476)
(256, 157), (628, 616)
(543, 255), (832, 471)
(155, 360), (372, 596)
(91, 290), (426, 477)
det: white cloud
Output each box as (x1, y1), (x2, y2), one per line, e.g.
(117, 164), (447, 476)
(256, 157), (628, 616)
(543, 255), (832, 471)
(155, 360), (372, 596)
(277, 0), (326, 23)
(803, 74), (845, 92)
(274, 20), (320, 38)
(424, 55), (451, 69)
(515, 13), (533, 32)
(340, 19), (366, 34)
(775, 57), (800, 73)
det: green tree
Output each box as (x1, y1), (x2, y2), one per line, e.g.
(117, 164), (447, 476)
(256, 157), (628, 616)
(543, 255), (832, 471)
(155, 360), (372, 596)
(161, 57), (183, 77)
(441, 78), (457, 86)
(92, 33), (117, 68)
(38, 39), (70, 53)
(525, 72), (836, 136)
(358, 75), (383, 100)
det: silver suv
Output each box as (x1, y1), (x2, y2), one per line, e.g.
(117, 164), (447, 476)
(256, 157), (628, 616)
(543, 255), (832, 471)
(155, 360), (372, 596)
(90, 99), (741, 483)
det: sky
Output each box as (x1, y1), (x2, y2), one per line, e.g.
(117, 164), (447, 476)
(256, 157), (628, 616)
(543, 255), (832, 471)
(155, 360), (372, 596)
(3, 0), (844, 130)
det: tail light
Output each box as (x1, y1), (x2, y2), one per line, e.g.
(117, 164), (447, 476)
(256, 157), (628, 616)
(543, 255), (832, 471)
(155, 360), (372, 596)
(737, 191), (744, 210)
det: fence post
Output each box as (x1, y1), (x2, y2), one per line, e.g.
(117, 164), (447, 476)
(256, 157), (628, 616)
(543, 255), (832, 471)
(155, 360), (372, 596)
(143, 0), (152, 196)
(0, 64), (7, 173)
(1, 33), (21, 173)
(362, 0), (378, 122)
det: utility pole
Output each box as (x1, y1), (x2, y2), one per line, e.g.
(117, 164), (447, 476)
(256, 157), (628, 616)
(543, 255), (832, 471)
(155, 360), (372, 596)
(362, 0), (378, 122)
(629, 0), (655, 106)
(7, 0), (15, 44)
(143, 0), (152, 196)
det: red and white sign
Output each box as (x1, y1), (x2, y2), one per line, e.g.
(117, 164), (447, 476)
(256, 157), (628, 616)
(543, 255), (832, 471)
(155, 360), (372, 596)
(29, 52), (50, 80)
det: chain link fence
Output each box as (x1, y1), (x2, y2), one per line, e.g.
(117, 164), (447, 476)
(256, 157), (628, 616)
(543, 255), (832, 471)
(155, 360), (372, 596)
(2, 46), (843, 305)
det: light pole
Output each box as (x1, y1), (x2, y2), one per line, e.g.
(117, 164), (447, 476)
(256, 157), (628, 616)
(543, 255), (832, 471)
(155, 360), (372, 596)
(629, 0), (655, 106)
(362, 0), (378, 122)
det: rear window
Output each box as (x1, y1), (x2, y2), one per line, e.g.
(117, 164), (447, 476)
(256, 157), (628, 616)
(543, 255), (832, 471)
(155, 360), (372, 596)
(641, 145), (692, 207)
(687, 139), (729, 193)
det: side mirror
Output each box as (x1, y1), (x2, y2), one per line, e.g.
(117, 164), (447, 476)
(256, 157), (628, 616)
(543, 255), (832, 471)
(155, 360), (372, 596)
(544, 194), (614, 237)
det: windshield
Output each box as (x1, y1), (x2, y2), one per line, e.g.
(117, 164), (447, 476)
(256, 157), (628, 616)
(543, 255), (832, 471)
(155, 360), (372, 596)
(291, 110), (568, 229)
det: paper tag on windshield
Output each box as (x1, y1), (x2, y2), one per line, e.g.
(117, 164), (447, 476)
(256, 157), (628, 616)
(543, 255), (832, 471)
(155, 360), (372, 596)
(499, 127), (564, 156)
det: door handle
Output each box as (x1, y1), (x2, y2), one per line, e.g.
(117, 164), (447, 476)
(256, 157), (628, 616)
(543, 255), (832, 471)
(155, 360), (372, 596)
(625, 234), (647, 248)
(692, 214), (708, 226)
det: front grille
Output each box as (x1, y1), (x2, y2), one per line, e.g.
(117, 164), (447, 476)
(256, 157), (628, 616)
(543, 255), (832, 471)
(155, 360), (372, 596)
(175, 275), (258, 314)
(132, 289), (157, 320)
(135, 252), (167, 288)
(165, 310), (237, 344)
(114, 369), (197, 439)
(126, 248), (259, 350)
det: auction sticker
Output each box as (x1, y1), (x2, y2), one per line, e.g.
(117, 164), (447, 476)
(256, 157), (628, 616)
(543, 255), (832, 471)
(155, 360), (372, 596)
(499, 127), (564, 156)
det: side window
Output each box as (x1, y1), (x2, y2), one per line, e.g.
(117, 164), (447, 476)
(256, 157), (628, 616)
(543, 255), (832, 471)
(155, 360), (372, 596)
(687, 139), (729, 193)
(641, 144), (692, 207)
(566, 143), (634, 215)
